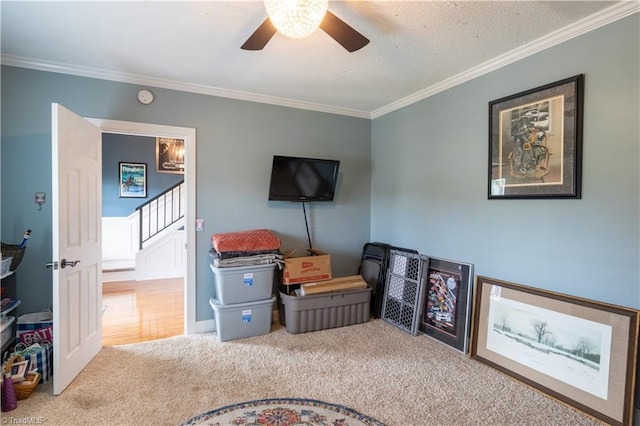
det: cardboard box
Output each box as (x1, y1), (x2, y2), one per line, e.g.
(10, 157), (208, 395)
(282, 249), (332, 285)
(300, 275), (368, 296)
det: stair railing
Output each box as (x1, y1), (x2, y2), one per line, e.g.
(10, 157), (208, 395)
(136, 180), (185, 250)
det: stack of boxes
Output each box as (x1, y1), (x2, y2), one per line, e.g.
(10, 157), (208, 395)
(208, 229), (282, 342)
(207, 229), (373, 340)
(209, 263), (276, 342)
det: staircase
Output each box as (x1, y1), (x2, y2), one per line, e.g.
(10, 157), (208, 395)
(102, 181), (185, 282)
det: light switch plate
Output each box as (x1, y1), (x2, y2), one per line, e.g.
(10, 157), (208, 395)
(195, 219), (204, 232)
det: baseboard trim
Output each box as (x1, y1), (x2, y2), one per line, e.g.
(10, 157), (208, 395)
(193, 318), (216, 334)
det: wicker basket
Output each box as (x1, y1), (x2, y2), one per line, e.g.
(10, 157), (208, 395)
(1, 243), (26, 271)
(13, 372), (40, 400)
(2, 354), (40, 400)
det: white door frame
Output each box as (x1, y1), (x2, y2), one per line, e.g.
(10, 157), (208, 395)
(87, 118), (197, 335)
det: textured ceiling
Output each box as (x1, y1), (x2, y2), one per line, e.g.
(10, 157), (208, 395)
(1, 1), (637, 118)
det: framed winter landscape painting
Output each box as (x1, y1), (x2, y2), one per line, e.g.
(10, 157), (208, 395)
(470, 276), (639, 426)
(419, 257), (473, 353)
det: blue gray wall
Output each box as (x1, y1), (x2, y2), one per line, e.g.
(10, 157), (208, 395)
(1, 13), (637, 323)
(371, 14), (639, 309)
(1, 68), (371, 319)
(102, 133), (184, 217)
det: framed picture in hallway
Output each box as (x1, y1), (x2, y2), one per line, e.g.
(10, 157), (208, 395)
(119, 162), (147, 198)
(488, 74), (584, 199)
(419, 257), (473, 353)
(470, 275), (639, 426)
(156, 137), (185, 174)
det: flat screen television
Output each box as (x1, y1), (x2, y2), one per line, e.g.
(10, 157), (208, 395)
(268, 155), (340, 202)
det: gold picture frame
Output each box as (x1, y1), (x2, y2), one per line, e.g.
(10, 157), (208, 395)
(470, 276), (639, 425)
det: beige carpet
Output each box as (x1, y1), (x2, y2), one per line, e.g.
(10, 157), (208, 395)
(6, 319), (602, 426)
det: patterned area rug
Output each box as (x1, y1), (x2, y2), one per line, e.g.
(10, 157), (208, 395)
(181, 398), (385, 426)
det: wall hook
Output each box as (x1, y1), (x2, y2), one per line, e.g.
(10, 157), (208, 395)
(35, 192), (46, 210)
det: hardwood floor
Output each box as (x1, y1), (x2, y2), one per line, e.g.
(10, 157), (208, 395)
(102, 277), (184, 346)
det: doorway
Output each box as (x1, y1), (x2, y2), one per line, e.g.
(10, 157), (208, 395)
(87, 118), (197, 339)
(101, 132), (184, 345)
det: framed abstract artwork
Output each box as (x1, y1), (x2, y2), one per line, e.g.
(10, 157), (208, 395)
(488, 74), (584, 199)
(419, 257), (473, 353)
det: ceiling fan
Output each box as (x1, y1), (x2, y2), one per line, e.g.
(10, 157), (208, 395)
(241, 0), (369, 53)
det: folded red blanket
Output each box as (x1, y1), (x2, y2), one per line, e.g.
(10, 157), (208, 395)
(212, 229), (281, 253)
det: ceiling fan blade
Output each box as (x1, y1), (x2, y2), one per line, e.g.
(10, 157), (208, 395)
(241, 18), (277, 50)
(319, 10), (369, 53)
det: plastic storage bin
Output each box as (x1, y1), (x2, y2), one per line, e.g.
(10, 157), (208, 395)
(210, 296), (275, 342)
(279, 287), (371, 334)
(1, 315), (15, 347)
(210, 263), (276, 304)
(1, 257), (13, 276)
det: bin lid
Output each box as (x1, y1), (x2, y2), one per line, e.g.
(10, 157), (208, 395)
(17, 311), (53, 323)
(209, 296), (276, 312)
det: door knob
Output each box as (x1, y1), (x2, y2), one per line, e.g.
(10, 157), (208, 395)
(60, 259), (80, 269)
(45, 261), (58, 270)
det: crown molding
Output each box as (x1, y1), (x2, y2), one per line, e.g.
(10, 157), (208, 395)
(370, 1), (639, 119)
(2, 2), (636, 121)
(0, 54), (371, 119)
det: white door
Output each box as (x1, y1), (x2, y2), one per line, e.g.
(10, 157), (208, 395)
(51, 103), (103, 395)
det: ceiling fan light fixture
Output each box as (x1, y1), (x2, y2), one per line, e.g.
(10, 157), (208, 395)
(264, 0), (328, 39)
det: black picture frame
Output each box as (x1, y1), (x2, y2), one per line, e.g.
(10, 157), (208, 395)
(419, 257), (473, 353)
(119, 162), (147, 198)
(156, 137), (185, 174)
(488, 74), (584, 199)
